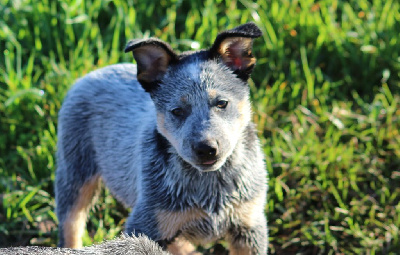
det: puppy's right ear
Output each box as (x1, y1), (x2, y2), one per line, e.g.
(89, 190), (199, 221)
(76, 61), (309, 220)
(125, 38), (178, 92)
(209, 23), (262, 81)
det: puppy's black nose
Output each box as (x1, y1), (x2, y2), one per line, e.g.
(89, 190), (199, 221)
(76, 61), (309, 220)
(194, 142), (218, 159)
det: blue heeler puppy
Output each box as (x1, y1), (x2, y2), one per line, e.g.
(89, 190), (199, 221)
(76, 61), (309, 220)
(55, 23), (268, 254)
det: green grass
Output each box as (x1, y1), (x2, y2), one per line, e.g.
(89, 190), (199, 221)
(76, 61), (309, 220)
(1, 0), (400, 253)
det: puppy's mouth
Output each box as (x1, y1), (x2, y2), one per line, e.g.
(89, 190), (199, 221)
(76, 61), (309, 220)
(195, 159), (221, 172)
(200, 159), (217, 165)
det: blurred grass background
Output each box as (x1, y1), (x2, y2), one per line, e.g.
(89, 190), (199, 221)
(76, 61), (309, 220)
(1, 0), (399, 254)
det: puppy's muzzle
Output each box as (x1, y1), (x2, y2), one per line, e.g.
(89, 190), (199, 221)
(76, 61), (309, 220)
(193, 141), (218, 164)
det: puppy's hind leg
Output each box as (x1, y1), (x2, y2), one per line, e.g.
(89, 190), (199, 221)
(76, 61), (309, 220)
(55, 165), (101, 248)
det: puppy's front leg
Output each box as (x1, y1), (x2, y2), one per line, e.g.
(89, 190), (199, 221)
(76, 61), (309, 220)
(124, 205), (164, 243)
(167, 236), (201, 255)
(125, 205), (201, 255)
(228, 221), (268, 255)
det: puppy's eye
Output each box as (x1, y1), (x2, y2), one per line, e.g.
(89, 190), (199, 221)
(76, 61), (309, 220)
(171, 108), (184, 116)
(216, 100), (228, 109)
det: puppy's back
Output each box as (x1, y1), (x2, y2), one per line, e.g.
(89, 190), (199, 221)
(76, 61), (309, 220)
(56, 63), (155, 209)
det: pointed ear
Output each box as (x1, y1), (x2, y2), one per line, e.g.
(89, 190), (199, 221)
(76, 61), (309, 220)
(210, 23), (262, 80)
(125, 38), (178, 92)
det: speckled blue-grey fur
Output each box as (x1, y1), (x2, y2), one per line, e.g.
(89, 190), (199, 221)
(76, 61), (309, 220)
(55, 22), (268, 254)
(1, 235), (170, 254)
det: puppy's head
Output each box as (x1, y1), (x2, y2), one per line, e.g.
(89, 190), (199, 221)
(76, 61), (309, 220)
(125, 23), (262, 172)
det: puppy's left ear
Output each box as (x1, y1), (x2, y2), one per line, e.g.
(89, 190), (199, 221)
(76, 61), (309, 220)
(125, 38), (178, 92)
(210, 22), (262, 80)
